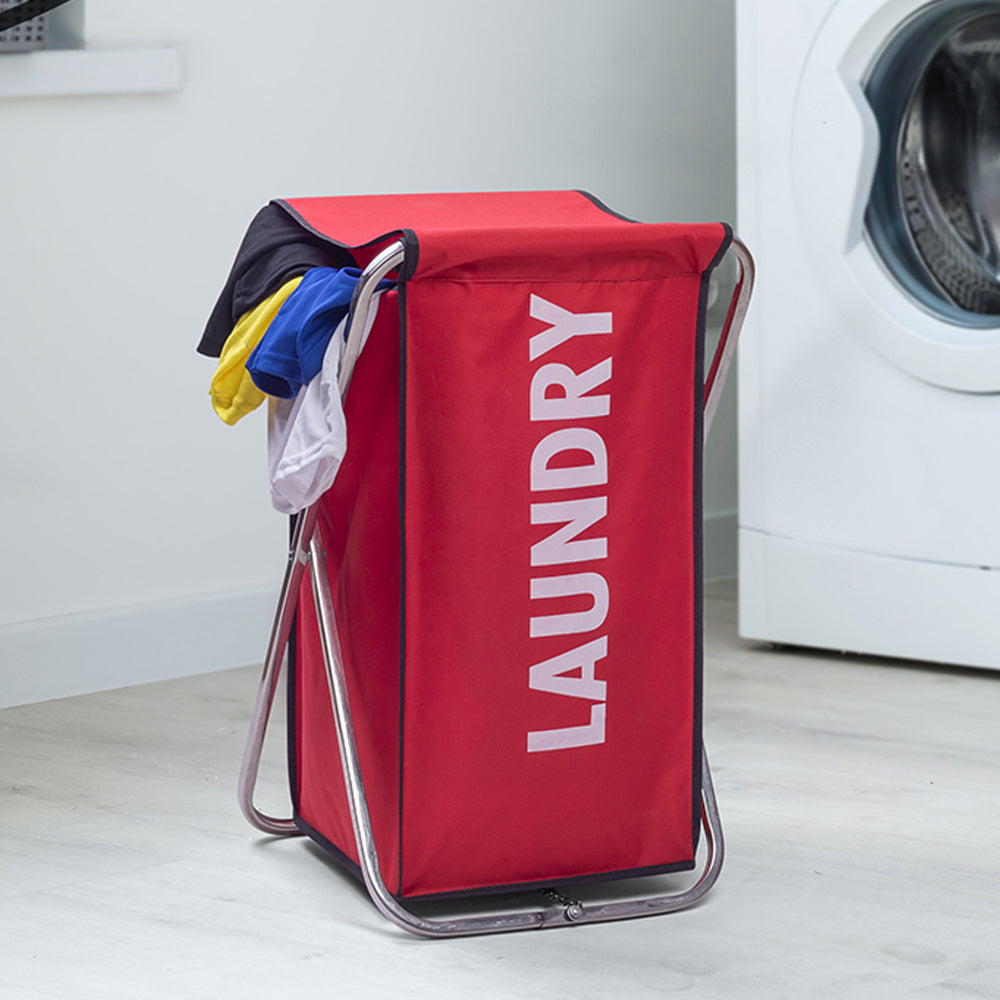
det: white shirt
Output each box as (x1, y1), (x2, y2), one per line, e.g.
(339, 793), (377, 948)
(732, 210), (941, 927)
(266, 289), (387, 514)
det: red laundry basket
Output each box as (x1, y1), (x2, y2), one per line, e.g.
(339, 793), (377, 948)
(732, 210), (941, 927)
(230, 191), (754, 936)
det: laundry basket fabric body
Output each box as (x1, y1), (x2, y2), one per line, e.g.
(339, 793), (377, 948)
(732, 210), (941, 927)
(278, 192), (731, 900)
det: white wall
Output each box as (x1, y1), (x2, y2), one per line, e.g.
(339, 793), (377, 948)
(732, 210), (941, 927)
(0, 0), (736, 705)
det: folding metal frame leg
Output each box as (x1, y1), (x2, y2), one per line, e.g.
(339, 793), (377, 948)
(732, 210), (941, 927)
(704, 237), (755, 439)
(237, 505), (318, 836)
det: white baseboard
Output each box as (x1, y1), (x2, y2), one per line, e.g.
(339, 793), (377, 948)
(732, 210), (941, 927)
(0, 586), (278, 709)
(704, 510), (737, 583)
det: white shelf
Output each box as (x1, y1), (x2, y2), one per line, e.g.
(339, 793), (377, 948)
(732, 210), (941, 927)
(0, 47), (181, 98)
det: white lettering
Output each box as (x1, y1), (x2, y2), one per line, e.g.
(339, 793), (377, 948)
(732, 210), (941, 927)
(527, 704), (606, 753)
(528, 635), (608, 701)
(530, 359), (612, 422)
(529, 572), (609, 638)
(529, 294), (613, 361)
(530, 498), (607, 567)
(527, 293), (613, 752)
(530, 427), (607, 492)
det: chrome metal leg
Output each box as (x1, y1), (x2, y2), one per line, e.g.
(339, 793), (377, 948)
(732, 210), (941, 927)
(237, 505), (318, 836)
(704, 237), (755, 442)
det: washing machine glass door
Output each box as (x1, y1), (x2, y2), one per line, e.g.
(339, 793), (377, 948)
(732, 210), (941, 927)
(866, 2), (1000, 326)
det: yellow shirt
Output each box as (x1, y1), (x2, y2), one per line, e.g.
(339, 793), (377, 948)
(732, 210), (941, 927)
(210, 276), (303, 425)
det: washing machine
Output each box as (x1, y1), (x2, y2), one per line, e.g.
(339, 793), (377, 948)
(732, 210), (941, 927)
(737, 0), (1000, 668)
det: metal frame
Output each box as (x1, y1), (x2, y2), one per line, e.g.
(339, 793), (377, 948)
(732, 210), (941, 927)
(238, 235), (755, 936)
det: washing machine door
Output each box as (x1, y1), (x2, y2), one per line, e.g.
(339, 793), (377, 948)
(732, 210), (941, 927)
(793, 0), (1000, 391)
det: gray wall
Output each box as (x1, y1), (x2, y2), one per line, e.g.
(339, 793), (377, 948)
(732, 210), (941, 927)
(0, 0), (736, 704)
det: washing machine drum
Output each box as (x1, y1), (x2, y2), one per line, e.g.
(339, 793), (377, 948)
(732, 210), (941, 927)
(866, 4), (1000, 324)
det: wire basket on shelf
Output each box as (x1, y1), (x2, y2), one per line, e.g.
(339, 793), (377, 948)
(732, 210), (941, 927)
(0, 0), (48, 52)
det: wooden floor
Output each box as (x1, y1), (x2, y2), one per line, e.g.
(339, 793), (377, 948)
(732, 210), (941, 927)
(2, 580), (998, 998)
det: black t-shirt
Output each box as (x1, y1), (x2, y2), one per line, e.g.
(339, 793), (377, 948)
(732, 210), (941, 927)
(198, 203), (355, 357)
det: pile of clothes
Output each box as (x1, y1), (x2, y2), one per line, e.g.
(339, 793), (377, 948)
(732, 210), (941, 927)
(199, 204), (394, 514)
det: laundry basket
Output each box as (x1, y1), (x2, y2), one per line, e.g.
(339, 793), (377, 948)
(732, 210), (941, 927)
(208, 191), (754, 936)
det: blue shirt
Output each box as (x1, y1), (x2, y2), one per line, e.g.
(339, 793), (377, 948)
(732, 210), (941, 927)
(246, 266), (394, 398)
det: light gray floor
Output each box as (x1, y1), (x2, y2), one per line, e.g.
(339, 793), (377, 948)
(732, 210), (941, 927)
(2, 580), (998, 999)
